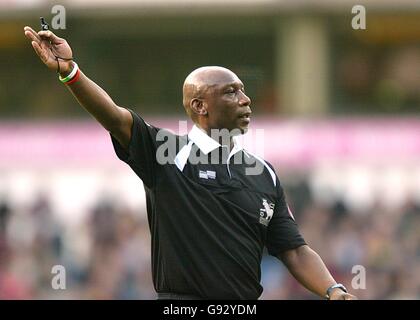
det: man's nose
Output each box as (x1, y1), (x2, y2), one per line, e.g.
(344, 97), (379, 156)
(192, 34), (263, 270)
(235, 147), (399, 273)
(239, 91), (251, 106)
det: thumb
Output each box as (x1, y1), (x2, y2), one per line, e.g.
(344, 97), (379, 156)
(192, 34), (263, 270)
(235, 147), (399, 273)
(38, 30), (62, 44)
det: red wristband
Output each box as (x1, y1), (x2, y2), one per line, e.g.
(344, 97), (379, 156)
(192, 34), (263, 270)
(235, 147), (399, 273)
(65, 68), (81, 85)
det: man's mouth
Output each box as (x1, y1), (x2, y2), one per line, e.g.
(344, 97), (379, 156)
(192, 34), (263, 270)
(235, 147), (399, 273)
(239, 112), (251, 122)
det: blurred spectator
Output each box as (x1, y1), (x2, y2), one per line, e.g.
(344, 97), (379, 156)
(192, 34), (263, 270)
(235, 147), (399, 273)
(0, 197), (11, 235)
(0, 177), (418, 299)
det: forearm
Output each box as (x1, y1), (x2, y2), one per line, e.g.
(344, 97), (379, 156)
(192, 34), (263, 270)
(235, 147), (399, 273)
(279, 245), (336, 298)
(64, 68), (124, 132)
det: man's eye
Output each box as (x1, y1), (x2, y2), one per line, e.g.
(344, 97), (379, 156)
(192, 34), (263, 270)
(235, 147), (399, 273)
(225, 90), (235, 94)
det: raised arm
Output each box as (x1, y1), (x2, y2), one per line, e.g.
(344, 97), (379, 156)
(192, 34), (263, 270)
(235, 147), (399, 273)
(23, 26), (132, 149)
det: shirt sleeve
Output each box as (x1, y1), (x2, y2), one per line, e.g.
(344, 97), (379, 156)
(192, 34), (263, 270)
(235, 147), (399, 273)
(266, 180), (306, 257)
(110, 109), (160, 189)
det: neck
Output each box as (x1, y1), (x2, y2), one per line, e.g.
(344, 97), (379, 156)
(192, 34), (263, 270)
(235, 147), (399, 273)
(195, 123), (234, 149)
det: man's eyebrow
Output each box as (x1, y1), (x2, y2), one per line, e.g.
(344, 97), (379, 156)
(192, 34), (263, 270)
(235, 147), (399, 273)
(223, 82), (244, 89)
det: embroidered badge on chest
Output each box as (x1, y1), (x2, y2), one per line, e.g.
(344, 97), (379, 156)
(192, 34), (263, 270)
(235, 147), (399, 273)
(199, 170), (216, 180)
(259, 198), (275, 226)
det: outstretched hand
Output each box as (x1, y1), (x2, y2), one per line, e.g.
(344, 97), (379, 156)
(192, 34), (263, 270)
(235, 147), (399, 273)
(23, 26), (73, 75)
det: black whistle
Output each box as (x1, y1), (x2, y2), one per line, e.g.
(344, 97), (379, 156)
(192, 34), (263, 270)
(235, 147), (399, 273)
(40, 17), (49, 31)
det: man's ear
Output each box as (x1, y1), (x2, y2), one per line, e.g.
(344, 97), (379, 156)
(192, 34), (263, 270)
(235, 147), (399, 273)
(190, 98), (208, 116)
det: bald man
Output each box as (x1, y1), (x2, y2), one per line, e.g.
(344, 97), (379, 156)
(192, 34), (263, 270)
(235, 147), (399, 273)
(182, 66), (252, 137)
(24, 27), (356, 300)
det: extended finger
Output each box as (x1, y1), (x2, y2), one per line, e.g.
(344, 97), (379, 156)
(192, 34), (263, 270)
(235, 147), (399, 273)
(24, 29), (41, 45)
(24, 26), (42, 42)
(31, 41), (49, 63)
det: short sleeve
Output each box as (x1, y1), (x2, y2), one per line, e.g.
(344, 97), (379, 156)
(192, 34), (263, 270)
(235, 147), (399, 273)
(266, 181), (306, 256)
(110, 109), (160, 189)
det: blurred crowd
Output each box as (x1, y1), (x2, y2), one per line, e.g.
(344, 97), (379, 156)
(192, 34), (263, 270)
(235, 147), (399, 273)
(0, 178), (419, 300)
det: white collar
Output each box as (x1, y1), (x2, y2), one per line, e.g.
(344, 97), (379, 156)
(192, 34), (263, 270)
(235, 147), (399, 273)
(176, 125), (276, 186)
(187, 125), (243, 155)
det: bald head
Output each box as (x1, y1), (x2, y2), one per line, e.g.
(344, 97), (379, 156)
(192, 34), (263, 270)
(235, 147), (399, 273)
(182, 66), (240, 120)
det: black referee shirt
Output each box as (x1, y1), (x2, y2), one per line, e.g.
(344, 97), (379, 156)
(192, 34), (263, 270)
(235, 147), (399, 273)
(111, 110), (306, 299)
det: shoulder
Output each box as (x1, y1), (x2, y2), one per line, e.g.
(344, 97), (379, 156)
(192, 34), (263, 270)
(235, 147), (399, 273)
(128, 109), (184, 142)
(128, 109), (160, 132)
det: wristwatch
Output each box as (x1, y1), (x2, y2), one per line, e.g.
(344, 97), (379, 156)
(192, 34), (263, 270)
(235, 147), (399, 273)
(325, 283), (347, 300)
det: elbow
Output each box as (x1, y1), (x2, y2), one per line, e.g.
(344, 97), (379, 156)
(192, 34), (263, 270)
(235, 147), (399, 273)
(279, 244), (311, 266)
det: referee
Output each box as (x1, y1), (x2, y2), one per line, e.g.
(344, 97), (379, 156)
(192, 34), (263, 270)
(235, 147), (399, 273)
(24, 26), (356, 300)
